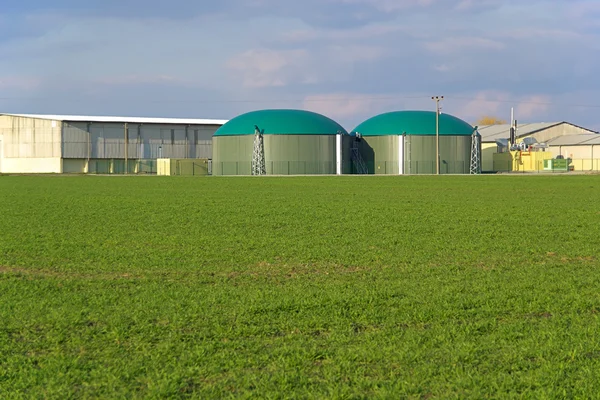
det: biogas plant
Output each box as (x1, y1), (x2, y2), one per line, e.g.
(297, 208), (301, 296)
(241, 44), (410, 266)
(212, 109), (481, 176)
(0, 109), (481, 175)
(14, 106), (600, 175)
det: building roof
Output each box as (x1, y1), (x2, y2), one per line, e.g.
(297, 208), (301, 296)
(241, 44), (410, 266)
(478, 122), (598, 143)
(352, 111), (474, 136)
(0, 113), (228, 125)
(213, 109), (347, 136)
(546, 134), (600, 146)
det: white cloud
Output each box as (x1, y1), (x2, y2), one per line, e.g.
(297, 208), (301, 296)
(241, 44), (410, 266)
(454, 91), (551, 123)
(280, 24), (406, 43)
(302, 93), (410, 128)
(226, 43), (387, 89)
(93, 75), (179, 86)
(455, 0), (503, 11)
(516, 95), (553, 119)
(226, 49), (315, 88)
(498, 28), (584, 41)
(0, 76), (41, 91)
(1, 0), (600, 130)
(425, 37), (505, 54)
(567, 1), (600, 18)
(334, 0), (438, 13)
(303, 93), (375, 120)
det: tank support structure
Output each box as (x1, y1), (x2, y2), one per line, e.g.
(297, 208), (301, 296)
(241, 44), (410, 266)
(252, 125), (266, 175)
(470, 129), (481, 175)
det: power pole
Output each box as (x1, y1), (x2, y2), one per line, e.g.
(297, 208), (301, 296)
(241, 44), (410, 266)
(431, 96), (443, 175)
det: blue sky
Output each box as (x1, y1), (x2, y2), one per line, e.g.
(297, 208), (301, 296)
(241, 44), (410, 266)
(1, 0), (599, 130)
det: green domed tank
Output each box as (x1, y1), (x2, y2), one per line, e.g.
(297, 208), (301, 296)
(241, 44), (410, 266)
(352, 111), (475, 174)
(212, 109), (352, 175)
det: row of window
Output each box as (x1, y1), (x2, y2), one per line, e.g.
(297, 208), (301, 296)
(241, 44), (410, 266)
(122, 129), (203, 145)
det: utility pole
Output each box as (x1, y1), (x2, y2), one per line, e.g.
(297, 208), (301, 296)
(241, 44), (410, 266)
(431, 96), (443, 175)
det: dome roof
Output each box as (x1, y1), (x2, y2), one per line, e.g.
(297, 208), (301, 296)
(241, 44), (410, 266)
(214, 109), (348, 136)
(352, 110), (474, 136)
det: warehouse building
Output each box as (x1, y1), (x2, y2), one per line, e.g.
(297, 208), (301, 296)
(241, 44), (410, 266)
(0, 113), (226, 174)
(351, 111), (477, 174)
(479, 122), (596, 172)
(547, 134), (600, 171)
(212, 109), (352, 175)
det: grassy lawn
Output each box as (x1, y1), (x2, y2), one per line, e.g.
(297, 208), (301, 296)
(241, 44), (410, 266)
(1, 175), (599, 398)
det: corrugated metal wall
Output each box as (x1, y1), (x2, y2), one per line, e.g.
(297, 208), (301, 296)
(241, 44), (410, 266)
(528, 124), (593, 143)
(360, 135), (471, 174)
(212, 135), (253, 175)
(61, 122), (219, 159)
(405, 136), (471, 174)
(265, 135), (336, 175)
(212, 135), (339, 175)
(358, 136), (400, 174)
(342, 135), (353, 174)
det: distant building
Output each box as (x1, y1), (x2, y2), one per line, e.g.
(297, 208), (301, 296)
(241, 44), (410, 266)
(0, 113), (227, 174)
(547, 134), (600, 171)
(478, 122), (597, 172)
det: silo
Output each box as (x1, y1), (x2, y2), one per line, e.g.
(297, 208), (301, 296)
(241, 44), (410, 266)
(212, 109), (352, 175)
(351, 111), (476, 174)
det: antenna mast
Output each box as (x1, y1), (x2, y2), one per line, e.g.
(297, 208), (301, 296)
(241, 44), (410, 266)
(510, 107), (516, 147)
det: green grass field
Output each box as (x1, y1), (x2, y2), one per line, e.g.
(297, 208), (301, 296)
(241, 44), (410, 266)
(1, 175), (599, 398)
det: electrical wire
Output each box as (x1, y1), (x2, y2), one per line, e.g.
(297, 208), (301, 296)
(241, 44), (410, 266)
(1, 94), (600, 108)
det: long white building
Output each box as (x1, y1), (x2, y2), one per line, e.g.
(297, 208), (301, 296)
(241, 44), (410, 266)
(0, 113), (227, 173)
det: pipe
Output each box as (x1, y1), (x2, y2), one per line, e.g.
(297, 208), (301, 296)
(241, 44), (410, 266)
(335, 133), (342, 175)
(124, 122), (128, 174)
(87, 122), (92, 172)
(185, 125), (189, 159)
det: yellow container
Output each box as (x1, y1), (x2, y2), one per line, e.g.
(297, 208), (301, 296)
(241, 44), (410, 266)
(493, 151), (552, 172)
(157, 158), (209, 176)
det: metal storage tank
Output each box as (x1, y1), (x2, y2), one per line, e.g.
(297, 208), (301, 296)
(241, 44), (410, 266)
(212, 109), (352, 175)
(351, 111), (476, 174)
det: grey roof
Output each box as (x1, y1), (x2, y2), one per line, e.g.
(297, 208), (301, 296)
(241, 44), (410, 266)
(547, 134), (600, 146)
(478, 122), (562, 142)
(0, 113), (228, 125)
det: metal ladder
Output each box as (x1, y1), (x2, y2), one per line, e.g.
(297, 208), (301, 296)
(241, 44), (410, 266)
(351, 142), (368, 174)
